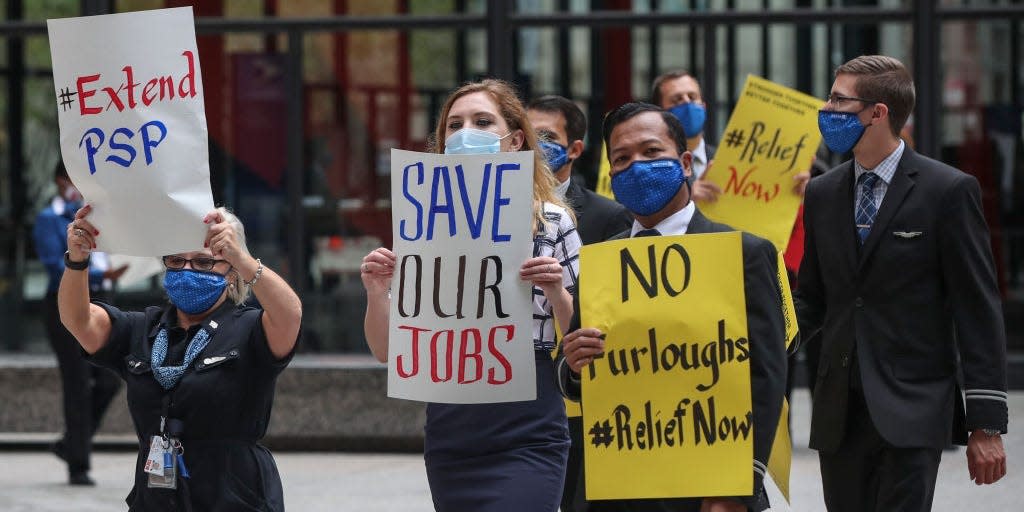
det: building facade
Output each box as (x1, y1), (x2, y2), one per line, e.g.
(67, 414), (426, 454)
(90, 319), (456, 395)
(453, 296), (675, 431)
(2, 0), (1023, 355)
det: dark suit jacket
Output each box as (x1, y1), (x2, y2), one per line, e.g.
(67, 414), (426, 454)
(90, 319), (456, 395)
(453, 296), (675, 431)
(564, 180), (633, 245)
(795, 147), (1009, 454)
(555, 209), (787, 512)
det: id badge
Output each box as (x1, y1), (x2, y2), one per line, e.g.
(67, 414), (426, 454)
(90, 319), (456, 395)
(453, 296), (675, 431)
(144, 436), (167, 476)
(147, 437), (177, 489)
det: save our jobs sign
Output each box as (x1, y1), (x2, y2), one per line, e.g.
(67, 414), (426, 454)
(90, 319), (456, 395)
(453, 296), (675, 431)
(48, 7), (215, 256)
(700, 75), (823, 252)
(388, 149), (536, 403)
(579, 232), (752, 500)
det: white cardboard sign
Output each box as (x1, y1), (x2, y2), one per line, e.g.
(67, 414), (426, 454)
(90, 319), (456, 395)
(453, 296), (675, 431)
(388, 149), (536, 403)
(48, 7), (214, 256)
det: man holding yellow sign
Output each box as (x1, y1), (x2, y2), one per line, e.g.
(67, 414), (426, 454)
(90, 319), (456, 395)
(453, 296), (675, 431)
(556, 103), (787, 512)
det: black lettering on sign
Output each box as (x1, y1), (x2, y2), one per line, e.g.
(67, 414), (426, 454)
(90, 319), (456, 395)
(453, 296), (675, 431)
(619, 243), (691, 302)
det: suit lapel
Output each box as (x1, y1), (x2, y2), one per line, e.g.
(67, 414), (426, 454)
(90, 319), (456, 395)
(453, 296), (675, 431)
(828, 164), (860, 275)
(858, 154), (917, 269)
(687, 209), (714, 234)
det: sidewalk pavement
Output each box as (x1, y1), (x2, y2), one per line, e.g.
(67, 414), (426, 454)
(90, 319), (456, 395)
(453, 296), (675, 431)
(1, 389), (1020, 511)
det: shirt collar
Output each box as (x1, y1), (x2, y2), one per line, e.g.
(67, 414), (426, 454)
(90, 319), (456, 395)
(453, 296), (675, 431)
(629, 200), (696, 237)
(854, 139), (905, 185)
(555, 176), (571, 198)
(149, 300), (235, 339)
(691, 139), (708, 178)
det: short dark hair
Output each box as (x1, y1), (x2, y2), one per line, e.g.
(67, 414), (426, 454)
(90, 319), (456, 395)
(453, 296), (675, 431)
(527, 95), (587, 144)
(602, 102), (688, 159)
(650, 69), (696, 107)
(835, 55), (915, 137)
(54, 160), (69, 181)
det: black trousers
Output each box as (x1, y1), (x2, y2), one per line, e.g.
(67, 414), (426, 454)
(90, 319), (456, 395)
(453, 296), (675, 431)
(819, 387), (942, 512)
(43, 292), (121, 474)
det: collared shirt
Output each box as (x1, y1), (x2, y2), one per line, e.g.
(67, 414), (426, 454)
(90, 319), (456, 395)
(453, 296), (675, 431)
(532, 202), (582, 352)
(691, 138), (709, 179)
(628, 201), (696, 237)
(555, 175), (571, 199)
(853, 140), (905, 217)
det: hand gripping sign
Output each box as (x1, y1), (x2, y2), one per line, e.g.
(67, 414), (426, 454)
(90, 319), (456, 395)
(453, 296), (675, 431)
(388, 149), (536, 404)
(48, 7), (215, 256)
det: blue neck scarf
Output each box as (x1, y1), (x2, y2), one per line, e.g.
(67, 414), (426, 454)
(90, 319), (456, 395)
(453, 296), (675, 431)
(151, 326), (211, 390)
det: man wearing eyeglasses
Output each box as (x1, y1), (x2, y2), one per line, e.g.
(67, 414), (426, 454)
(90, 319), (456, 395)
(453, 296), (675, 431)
(795, 55), (1008, 512)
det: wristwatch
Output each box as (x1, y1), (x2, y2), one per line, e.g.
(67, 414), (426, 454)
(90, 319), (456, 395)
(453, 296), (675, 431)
(64, 250), (89, 271)
(981, 428), (1002, 437)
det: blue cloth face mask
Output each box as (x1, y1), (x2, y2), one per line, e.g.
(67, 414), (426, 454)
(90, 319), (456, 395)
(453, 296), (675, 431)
(444, 128), (509, 155)
(539, 141), (570, 172)
(818, 110), (867, 154)
(611, 158), (688, 216)
(668, 103), (706, 138)
(164, 269), (227, 314)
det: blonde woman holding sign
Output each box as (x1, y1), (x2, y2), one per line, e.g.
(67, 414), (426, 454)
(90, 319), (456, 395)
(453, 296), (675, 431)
(361, 79), (580, 511)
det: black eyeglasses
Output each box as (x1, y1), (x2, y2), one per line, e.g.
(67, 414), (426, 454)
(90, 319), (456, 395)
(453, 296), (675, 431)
(824, 93), (878, 106)
(162, 255), (228, 272)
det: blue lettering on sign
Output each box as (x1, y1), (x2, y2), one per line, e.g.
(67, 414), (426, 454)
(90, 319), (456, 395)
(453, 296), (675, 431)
(427, 165), (457, 240)
(455, 163), (491, 240)
(400, 162), (425, 241)
(491, 163), (518, 243)
(77, 120), (168, 175)
(399, 158), (519, 242)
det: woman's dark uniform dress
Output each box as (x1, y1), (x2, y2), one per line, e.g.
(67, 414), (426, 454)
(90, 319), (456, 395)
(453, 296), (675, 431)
(422, 204), (578, 512)
(87, 301), (295, 511)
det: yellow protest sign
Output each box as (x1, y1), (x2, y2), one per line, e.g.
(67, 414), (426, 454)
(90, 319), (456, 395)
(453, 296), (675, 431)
(767, 398), (792, 502)
(579, 232), (752, 500)
(700, 75), (823, 252)
(764, 251), (796, 504)
(777, 252), (798, 351)
(595, 142), (615, 200)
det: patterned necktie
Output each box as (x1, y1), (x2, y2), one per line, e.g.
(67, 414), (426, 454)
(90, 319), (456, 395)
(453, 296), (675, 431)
(855, 172), (880, 244)
(634, 229), (661, 237)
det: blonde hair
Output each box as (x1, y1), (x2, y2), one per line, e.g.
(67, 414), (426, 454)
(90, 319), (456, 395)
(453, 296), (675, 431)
(432, 79), (574, 231)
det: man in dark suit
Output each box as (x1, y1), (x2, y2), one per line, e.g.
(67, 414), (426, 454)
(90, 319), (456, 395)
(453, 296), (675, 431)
(529, 95), (633, 245)
(796, 55), (1008, 512)
(651, 70), (720, 202)
(556, 102), (787, 512)
(528, 95), (632, 512)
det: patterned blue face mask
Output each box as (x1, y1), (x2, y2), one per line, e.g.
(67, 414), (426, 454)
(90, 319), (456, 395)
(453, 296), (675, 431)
(668, 102), (706, 138)
(818, 110), (867, 154)
(444, 128), (510, 155)
(539, 141), (570, 172)
(164, 269), (227, 314)
(611, 158), (688, 216)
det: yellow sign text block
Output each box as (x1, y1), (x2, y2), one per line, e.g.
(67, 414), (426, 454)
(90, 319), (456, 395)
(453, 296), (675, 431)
(580, 232), (751, 500)
(701, 75), (823, 252)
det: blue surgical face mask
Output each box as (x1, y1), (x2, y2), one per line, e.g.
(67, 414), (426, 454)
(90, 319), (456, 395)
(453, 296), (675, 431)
(539, 141), (570, 172)
(444, 128), (510, 155)
(668, 102), (706, 138)
(611, 158), (688, 216)
(164, 269), (227, 315)
(818, 110), (868, 154)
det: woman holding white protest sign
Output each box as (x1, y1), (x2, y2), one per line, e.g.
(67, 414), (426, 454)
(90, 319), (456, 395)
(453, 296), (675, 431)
(361, 79), (580, 511)
(58, 205), (301, 511)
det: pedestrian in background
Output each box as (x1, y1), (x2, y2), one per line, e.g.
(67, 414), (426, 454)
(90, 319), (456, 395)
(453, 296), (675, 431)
(33, 161), (126, 485)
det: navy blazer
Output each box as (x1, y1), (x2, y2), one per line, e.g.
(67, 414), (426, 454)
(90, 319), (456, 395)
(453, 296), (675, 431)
(795, 147), (1009, 453)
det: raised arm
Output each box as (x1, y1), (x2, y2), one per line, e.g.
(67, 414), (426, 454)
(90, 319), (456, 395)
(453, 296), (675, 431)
(205, 209), (302, 360)
(361, 247), (396, 362)
(57, 204), (113, 354)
